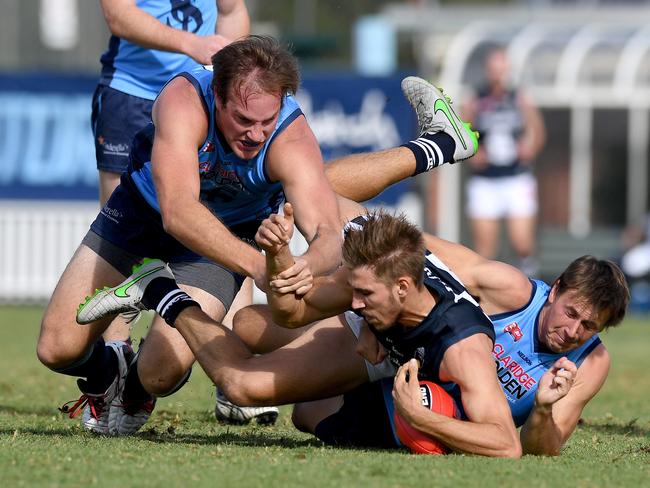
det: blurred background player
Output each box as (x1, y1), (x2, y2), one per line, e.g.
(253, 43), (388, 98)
(91, 0), (264, 423)
(462, 46), (546, 276)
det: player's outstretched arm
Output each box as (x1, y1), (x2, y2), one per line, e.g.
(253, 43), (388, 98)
(520, 346), (610, 455)
(421, 232), (533, 316)
(266, 115), (343, 278)
(101, 0), (235, 64)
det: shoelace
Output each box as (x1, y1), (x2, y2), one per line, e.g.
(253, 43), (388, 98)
(59, 394), (105, 420)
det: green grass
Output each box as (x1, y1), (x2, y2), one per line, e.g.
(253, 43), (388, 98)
(1, 307), (649, 487)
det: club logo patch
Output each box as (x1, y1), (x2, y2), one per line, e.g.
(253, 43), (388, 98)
(504, 322), (523, 342)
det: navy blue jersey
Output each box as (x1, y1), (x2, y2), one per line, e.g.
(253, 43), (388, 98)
(368, 251), (495, 383)
(473, 87), (526, 177)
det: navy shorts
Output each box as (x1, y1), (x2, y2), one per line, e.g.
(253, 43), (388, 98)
(314, 379), (400, 450)
(91, 84), (153, 173)
(83, 176), (252, 309)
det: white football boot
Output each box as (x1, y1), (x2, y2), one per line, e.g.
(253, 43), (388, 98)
(59, 341), (133, 435)
(77, 258), (173, 325)
(214, 388), (279, 425)
(401, 76), (479, 162)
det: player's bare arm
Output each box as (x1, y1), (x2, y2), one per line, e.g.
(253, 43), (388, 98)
(152, 77), (265, 282)
(422, 233), (532, 314)
(521, 345), (610, 455)
(265, 115), (343, 278)
(257, 219), (350, 328)
(394, 335), (521, 458)
(215, 0), (250, 40)
(101, 0), (234, 64)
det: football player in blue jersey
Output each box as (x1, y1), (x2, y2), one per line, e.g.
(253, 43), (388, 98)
(38, 36), (343, 436)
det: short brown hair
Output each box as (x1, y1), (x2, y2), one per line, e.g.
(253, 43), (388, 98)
(342, 211), (425, 287)
(555, 255), (630, 328)
(211, 35), (300, 104)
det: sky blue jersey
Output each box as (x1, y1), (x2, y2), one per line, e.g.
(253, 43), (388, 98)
(127, 67), (303, 228)
(443, 279), (602, 426)
(99, 0), (217, 100)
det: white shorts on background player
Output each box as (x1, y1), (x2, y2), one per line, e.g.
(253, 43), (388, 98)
(466, 172), (537, 219)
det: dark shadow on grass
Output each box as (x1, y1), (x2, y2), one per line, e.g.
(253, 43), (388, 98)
(0, 427), (80, 437)
(137, 427), (323, 449)
(0, 425), (322, 449)
(0, 404), (65, 417)
(577, 418), (650, 437)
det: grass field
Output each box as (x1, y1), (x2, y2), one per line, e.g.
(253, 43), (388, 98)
(1, 306), (649, 487)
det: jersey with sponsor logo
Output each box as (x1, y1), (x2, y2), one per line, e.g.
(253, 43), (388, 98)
(99, 0), (217, 100)
(473, 87), (526, 177)
(366, 251), (495, 383)
(444, 279), (601, 426)
(127, 67), (302, 227)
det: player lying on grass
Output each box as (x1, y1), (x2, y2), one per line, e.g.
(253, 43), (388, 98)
(78, 205), (522, 457)
(248, 202), (629, 456)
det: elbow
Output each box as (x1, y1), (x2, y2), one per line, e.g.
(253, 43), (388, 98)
(495, 431), (522, 458)
(160, 207), (183, 236)
(522, 444), (561, 457)
(502, 443), (523, 459)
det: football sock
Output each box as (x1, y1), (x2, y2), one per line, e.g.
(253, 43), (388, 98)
(141, 277), (200, 327)
(402, 132), (456, 176)
(123, 358), (152, 404)
(54, 339), (119, 394)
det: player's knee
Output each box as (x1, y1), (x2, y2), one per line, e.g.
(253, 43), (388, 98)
(219, 372), (271, 407)
(36, 332), (79, 370)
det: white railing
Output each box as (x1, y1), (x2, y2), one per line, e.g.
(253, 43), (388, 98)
(0, 200), (97, 304)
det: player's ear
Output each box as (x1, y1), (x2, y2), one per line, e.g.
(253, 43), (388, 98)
(397, 277), (410, 297)
(549, 281), (560, 303)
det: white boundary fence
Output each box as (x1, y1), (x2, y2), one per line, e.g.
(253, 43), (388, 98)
(0, 201), (97, 304)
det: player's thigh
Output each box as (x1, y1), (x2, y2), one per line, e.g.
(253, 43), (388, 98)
(98, 170), (122, 207)
(39, 243), (127, 365)
(470, 218), (500, 258)
(292, 396), (344, 433)
(222, 277), (254, 329)
(233, 315), (369, 405)
(137, 257), (241, 387)
(507, 215), (536, 254)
